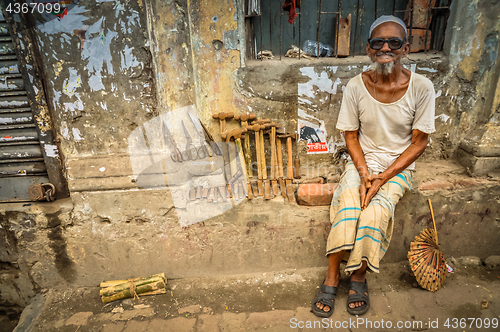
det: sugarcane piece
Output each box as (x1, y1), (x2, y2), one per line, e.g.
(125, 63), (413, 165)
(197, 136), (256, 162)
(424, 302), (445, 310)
(100, 276), (163, 297)
(100, 273), (165, 288)
(140, 289), (167, 296)
(102, 280), (166, 304)
(100, 274), (166, 297)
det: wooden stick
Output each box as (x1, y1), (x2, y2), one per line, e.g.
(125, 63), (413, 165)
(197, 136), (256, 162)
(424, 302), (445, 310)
(260, 128), (267, 180)
(264, 180), (271, 200)
(279, 178), (286, 197)
(257, 179), (264, 196)
(254, 129), (262, 179)
(270, 126), (276, 180)
(287, 137), (293, 179)
(277, 138), (284, 178)
(428, 199), (438, 246)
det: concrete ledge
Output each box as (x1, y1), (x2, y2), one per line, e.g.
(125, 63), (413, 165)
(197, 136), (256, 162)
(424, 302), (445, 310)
(1, 160), (499, 290)
(457, 148), (500, 176)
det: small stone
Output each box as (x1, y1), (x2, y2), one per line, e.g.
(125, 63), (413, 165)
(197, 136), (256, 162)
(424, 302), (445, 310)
(134, 304), (151, 309)
(112, 307), (124, 314)
(202, 307), (212, 314)
(457, 256), (482, 267)
(484, 255), (500, 271)
(65, 312), (93, 326)
(178, 305), (201, 315)
(481, 300), (488, 310)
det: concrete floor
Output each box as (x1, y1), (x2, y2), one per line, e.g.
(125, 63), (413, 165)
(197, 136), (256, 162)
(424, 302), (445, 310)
(10, 259), (500, 332)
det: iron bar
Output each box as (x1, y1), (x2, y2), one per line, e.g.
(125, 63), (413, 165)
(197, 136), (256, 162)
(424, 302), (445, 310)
(374, 0), (378, 21)
(424, 0), (433, 53)
(336, 0), (341, 58)
(298, 3), (301, 60)
(259, 8), (263, 60)
(279, 0), (282, 60)
(269, 0), (272, 54)
(352, 0), (359, 57)
(409, 0), (413, 51)
(316, 0), (322, 58)
(392, 0), (396, 16)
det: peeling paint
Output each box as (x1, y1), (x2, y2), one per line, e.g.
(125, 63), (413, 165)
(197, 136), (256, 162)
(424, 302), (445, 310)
(418, 66), (438, 73)
(63, 68), (82, 96)
(72, 128), (83, 141)
(61, 121), (70, 139)
(44, 144), (59, 158)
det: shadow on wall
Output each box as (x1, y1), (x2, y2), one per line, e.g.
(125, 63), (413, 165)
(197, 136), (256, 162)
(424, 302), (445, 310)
(128, 105), (247, 227)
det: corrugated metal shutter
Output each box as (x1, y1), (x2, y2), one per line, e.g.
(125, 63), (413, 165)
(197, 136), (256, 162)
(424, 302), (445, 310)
(0, 15), (50, 202)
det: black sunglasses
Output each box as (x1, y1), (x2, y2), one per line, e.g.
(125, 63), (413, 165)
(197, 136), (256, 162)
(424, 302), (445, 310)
(368, 37), (405, 50)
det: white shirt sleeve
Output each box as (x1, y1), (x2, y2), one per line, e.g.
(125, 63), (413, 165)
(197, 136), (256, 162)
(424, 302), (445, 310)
(336, 78), (360, 131)
(412, 76), (436, 134)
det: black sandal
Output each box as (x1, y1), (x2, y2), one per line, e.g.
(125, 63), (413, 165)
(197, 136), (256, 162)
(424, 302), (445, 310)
(346, 279), (370, 316)
(311, 280), (337, 318)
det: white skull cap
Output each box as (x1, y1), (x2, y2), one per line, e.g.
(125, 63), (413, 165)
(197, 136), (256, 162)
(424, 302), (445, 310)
(369, 15), (407, 39)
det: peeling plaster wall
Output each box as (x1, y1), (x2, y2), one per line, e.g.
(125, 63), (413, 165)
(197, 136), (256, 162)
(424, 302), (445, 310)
(146, 0), (243, 137)
(32, 0), (156, 191)
(443, 0), (500, 175)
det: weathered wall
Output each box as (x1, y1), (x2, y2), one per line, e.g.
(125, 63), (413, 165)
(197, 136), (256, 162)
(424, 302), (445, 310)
(32, 0), (156, 191)
(444, 0), (500, 175)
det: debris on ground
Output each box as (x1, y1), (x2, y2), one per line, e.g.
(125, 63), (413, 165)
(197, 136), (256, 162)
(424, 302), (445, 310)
(285, 45), (313, 60)
(257, 50), (274, 60)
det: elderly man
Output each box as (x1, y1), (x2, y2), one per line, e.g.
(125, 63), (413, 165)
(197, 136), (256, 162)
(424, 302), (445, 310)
(311, 16), (435, 317)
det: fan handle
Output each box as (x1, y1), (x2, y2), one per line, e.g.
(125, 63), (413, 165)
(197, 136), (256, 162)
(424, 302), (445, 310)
(428, 199), (438, 246)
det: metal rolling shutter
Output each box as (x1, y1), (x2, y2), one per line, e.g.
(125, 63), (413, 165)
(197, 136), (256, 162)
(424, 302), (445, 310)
(0, 15), (49, 202)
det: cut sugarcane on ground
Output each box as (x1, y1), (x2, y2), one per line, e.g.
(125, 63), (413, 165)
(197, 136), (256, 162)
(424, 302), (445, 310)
(100, 273), (167, 304)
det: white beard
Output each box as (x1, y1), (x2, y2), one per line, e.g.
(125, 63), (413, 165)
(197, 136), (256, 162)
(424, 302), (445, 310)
(370, 61), (395, 75)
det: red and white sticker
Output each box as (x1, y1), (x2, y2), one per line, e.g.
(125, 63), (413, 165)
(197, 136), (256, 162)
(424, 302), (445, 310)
(307, 142), (328, 154)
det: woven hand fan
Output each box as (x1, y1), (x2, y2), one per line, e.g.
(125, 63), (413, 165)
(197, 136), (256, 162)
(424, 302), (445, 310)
(407, 199), (447, 292)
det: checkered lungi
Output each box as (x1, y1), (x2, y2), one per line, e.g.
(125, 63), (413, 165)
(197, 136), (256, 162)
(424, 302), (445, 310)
(327, 161), (413, 273)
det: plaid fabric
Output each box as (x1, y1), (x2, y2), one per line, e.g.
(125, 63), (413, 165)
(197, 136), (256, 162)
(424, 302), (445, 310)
(326, 161), (413, 273)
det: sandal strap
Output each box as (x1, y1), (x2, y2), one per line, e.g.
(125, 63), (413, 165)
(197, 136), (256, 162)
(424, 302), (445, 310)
(320, 284), (337, 295)
(347, 280), (369, 304)
(315, 292), (335, 307)
(349, 280), (368, 294)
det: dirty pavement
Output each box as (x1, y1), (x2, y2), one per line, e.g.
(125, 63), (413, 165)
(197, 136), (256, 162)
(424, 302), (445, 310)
(10, 259), (500, 332)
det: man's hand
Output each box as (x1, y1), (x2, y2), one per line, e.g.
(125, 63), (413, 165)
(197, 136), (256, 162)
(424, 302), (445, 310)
(361, 175), (385, 209)
(360, 174), (380, 210)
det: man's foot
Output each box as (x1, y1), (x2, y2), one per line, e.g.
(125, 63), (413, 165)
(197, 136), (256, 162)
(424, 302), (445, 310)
(348, 273), (368, 309)
(346, 275), (370, 316)
(311, 275), (340, 317)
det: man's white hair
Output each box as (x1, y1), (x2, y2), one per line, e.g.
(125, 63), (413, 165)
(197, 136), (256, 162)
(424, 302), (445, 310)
(370, 61), (395, 75)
